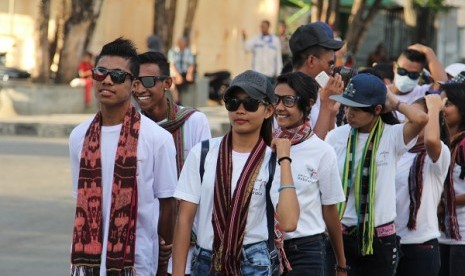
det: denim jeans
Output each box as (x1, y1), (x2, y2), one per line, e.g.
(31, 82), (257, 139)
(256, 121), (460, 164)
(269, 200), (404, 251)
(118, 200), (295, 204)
(439, 243), (465, 276)
(191, 241), (277, 276)
(396, 239), (440, 276)
(282, 233), (326, 276)
(343, 232), (399, 276)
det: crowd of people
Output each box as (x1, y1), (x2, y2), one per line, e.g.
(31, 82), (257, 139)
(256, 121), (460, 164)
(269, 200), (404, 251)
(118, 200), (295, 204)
(68, 19), (465, 276)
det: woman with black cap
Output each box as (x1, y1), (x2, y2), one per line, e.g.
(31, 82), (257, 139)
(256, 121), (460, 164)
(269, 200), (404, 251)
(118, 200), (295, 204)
(172, 70), (300, 276)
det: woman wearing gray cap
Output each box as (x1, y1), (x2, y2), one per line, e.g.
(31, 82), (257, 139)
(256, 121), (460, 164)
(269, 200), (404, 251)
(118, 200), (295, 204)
(325, 73), (428, 275)
(172, 70), (300, 276)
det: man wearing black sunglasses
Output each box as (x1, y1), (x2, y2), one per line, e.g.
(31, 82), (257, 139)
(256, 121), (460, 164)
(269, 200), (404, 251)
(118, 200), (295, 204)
(69, 38), (178, 276)
(132, 51), (211, 276)
(388, 44), (447, 122)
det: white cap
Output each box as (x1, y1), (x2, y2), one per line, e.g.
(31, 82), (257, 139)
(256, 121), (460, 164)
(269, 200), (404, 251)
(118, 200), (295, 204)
(445, 63), (465, 77)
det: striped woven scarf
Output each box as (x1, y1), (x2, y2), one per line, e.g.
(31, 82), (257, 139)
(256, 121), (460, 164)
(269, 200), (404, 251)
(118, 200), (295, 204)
(439, 131), (465, 240)
(407, 144), (426, 230)
(157, 98), (196, 175)
(211, 132), (266, 275)
(71, 105), (140, 275)
(339, 117), (384, 256)
(273, 119), (313, 145)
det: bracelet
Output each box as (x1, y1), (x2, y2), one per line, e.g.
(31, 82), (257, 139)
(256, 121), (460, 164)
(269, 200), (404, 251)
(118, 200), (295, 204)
(278, 185), (296, 192)
(395, 101), (403, 111)
(278, 156), (292, 165)
(335, 264), (350, 272)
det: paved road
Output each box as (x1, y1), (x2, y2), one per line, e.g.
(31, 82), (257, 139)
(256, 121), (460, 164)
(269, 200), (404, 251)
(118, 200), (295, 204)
(0, 136), (74, 275)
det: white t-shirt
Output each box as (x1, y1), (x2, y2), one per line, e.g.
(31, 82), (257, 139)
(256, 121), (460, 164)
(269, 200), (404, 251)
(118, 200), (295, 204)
(69, 114), (178, 276)
(164, 109), (211, 274)
(439, 159), (465, 245)
(325, 123), (416, 227)
(244, 34), (283, 77)
(271, 135), (345, 239)
(395, 143), (450, 244)
(391, 84), (430, 122)
(309, 96), (321, 129)
(174, 137), (272, 250)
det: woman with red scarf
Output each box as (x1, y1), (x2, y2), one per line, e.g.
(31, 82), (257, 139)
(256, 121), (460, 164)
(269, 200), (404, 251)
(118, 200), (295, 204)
(271, 72), (347, 275)
(172, 70), (300, 276)
(438, 79), (465, 276)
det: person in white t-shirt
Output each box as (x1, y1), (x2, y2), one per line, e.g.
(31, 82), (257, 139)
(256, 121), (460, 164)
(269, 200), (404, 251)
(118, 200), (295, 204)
(132, 51), (212, 275)
(288, 22), (345, 139)
(172, 70), (300, 276)
(242, 20), (282, 82)
(394, 95), (450, 276)
(69, 38), (178, 275)
(271, 72), (347, 275)
(387, 44), (447, 122)
(325, 73), (428, 275)
(438, 80), (465, 276)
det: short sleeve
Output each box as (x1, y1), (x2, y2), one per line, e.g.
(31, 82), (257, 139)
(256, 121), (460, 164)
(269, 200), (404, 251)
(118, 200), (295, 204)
(318, 147), (345, 205)
(152, 134), (178, 199)
(174, 143), (203, 204)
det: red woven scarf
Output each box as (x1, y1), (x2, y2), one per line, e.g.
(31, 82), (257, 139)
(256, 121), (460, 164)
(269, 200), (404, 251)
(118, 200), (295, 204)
(158, 98), (196, 175)
(407, 144), (427, 230)
(439, 131), (465, 240)
(273, 119), (312, 145)
(71, 105), (140, 275)
(211, 132), (266, 275)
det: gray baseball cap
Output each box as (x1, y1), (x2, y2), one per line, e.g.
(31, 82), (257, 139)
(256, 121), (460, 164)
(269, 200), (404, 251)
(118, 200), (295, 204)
(224, 70), (275, 102)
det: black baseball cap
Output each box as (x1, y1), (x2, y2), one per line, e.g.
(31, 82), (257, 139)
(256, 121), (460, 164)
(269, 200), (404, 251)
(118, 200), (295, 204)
(330, 73), (386, 107)
(289, 23), (345, 55)
(224, 70), (275, 103)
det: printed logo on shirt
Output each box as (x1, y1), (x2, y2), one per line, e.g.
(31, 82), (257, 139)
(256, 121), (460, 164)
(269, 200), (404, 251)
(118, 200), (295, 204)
(377, 150), (389, 166)
(252, 178), (267, 196)
(297, 166), (318, 184)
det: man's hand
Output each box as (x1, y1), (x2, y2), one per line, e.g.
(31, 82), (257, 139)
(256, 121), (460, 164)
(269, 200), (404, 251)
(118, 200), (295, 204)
(157, 236), (173, 276)
(320, 74), (344, 114)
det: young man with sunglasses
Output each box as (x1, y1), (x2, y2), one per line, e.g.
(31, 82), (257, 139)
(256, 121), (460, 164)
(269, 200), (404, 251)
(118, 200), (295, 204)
(388, 43), (447, 122)
(132, 51), (211, 275)
(69, 38), (178, 275)
(288, 22), (345, 139)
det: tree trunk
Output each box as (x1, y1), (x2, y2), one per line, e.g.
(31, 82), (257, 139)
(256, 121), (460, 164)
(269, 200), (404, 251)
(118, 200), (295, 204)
(55, 0), (104, 84)
(33, 0), (51, 83)
(183, 0), (198, 39)
(345, 0), (383, 55)
(311, 0), (323, 22)
(154, 0), (178, 55)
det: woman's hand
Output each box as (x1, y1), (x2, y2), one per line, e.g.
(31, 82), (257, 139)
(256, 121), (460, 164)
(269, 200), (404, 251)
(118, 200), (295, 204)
(271, 138), (291, 160)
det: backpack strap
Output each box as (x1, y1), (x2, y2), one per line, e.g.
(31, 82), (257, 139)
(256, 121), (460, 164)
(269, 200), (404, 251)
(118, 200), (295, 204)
(265, 152), (277, 251)
(199, 139), (210, 183)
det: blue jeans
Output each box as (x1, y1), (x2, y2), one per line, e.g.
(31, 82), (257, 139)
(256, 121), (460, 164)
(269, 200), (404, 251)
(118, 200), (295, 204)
(343, 232), (399, 276)
(396, 239), (440, 276)
(439, 243), (465, 276)
(191, 241), (277, 276)
(282, 233), (326, 276)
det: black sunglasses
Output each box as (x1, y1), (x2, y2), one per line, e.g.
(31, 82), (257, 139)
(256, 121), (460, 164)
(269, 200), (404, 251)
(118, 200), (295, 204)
(138, 76), (168, 88)
(224, 97), (267, 112)
(92, 67), (134, 84)
(396, 64), (421, 80)
(272, 95), (300, 108)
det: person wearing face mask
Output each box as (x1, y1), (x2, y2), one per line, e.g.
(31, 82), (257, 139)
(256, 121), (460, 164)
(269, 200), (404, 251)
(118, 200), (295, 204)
(388, 44), (447, 122)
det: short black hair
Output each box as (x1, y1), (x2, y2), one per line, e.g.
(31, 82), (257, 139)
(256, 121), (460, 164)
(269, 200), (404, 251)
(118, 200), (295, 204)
(399, 49), (426, 67)
(262, 20), (270, 26)
(443, 82), (465, 132)
(138, 51), (170, 76)
(95, 37), (139, 77)
(292, 45), (330, 70)
(276, 71), (318, 117)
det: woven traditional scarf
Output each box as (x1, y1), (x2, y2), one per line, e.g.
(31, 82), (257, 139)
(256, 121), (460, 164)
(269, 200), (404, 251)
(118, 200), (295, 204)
(273, 119), (313, 145)
(407, 144), (427, 230)
(339, 117), (384, 256)
(439, 131), (465, 240)
(211, 132), (266, 275)
(157, 98), (196, 175)
(71, 105), (140, 275)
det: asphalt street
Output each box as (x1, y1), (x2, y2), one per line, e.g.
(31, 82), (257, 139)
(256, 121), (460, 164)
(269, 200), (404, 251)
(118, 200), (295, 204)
(0, 136), (74, 275)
